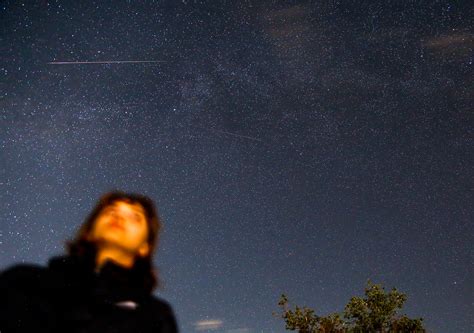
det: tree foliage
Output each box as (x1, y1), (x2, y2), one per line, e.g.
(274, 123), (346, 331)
(273, 280), (426, 333)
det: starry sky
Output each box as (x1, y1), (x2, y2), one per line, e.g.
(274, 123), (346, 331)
(1, 1), (473, 332)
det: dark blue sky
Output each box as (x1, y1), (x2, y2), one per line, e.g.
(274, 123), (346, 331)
(1, 1), (472, 332)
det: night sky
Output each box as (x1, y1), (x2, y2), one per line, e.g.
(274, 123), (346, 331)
(1, 1), (472, 332)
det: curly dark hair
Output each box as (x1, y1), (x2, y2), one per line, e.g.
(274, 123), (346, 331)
(65, 190), (162, 291)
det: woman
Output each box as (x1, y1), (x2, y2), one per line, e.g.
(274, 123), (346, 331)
(0, 191), (179, 332)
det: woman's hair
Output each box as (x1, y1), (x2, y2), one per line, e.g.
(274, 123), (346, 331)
(65, 190), (162, 291)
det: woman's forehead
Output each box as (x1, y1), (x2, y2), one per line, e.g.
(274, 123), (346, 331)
(110, 200), (146, 215)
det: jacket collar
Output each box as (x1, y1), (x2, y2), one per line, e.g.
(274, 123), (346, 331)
(48, 255), (150, 300)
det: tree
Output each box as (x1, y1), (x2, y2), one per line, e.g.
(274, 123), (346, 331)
(273, 280), (426, 333)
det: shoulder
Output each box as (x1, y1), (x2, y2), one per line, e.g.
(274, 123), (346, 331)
(0, 263), (46, 284)
(148, 295), (175, 312)
(0, 264), (55, 331)
(0, 263), (51, 300)
(0, 256), (74, 290)
(146, 295), (179, 332)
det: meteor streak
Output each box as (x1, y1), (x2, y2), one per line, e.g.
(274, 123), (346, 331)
(195, 126), (262, 142)
(211, 128), (262, 142)
(47, 60), (166, 65)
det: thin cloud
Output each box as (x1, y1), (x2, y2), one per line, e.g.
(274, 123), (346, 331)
(194, 319), (224, 331)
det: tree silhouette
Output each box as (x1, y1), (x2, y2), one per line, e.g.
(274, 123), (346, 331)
(274, 280), (426, 333)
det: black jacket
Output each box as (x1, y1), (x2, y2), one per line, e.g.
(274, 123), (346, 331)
(0, 255), (179, 333)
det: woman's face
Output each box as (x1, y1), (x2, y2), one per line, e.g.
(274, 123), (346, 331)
(89, 200), (150, 257)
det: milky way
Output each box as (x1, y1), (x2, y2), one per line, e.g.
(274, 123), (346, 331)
(1, 1), (472, 332)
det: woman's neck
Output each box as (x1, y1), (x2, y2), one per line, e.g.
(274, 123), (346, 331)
(95, 247), (135, 272)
